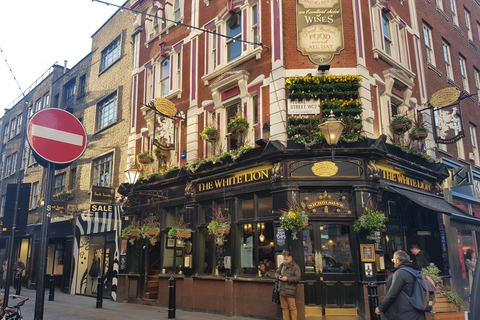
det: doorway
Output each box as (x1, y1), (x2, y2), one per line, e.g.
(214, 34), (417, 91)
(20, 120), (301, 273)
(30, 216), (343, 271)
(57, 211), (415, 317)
(303, 223), (357, 312)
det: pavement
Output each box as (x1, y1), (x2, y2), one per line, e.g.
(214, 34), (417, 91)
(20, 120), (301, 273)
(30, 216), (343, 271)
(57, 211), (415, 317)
(8, 289), (257, 320)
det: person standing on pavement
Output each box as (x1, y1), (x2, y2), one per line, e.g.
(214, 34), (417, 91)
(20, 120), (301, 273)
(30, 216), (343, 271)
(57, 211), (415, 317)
(410, 244), (430, 271)
(0, 260), (7, 289)
(14, 258), (25, 288)
(375, 250), (426, 320)
(465, 249), (476, 294)
(276, 250), (301, 320)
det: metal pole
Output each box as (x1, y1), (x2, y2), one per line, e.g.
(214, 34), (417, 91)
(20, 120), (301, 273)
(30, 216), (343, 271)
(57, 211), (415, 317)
(48, 274), (55, 301)
(15, 271), (21, 295)
(367, 282), (381, 320)
(96, 276), (103, 308)
(168, 277), (176, 319)
(34, 162), (55, 320)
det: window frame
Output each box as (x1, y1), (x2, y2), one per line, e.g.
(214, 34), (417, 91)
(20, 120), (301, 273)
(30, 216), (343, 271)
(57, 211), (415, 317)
(42, 92), (50, 109)
(79, 75), (86, 97)
(443, 41), (454, 80)
(423, 24), (435, 66)
(382, 13), (393, 56)
(96, 92), (118, 131)
(30, 182), (39, 209)
(226, 12), (242, 62)
(465, 9), (473, 41)
(459, 55), (469, 92)
(54, 173), (67, 194)
(449, 0), (458, 26)
(101, 36), (121, 72)
(92, 153), (113, 187)
(159, 57), (170, 97)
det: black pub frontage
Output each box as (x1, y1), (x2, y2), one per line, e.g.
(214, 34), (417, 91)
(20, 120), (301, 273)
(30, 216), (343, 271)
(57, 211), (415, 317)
(117, 138), (473, 319)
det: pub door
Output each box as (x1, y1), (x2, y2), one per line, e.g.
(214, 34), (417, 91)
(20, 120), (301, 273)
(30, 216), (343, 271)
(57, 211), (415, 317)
(303, 223), (357, 313)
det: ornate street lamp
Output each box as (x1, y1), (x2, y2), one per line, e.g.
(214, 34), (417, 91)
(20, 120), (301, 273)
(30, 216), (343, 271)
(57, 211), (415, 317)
(319, 110), (344, 160)
(124, 164), (141, 185)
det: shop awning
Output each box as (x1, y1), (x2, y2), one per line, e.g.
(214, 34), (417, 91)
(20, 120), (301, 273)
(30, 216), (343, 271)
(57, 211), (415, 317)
(389, 186), (470, 216)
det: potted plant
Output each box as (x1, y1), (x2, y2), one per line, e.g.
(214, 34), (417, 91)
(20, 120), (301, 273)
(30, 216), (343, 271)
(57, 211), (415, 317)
(279, 206), (309, 240)
(207, 208), (230, 245)
(200, 125), (220, 142)
(122, 224), (142, 245)
(153, 147), (169, 159)
(353, 208), (387, 240)
(168, 215), (193, 239)
(410, 116), (428, 140)
(390, 114), (413, 133)
(421, 263), (463, 318)
(141, 216), (160, 245)
(136, 152), (154, 165)
(227, 116), (249, 133)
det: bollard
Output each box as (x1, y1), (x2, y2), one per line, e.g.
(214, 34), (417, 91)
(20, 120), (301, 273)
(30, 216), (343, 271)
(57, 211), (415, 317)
(15, 272), (21, 295)
(367, 282), (381, 320)
(96, 276), (103, 308)
(49, 274), (55, 301)
(168, 277), (176, 319)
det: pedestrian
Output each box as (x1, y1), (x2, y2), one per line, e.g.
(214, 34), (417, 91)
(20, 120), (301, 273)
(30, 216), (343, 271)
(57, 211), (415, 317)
(465, 249), (476, 294)
(0, 260), (7, 289)
(13, 258), (25, 288)
(410, 244), (430, 271)
(276, 250), (301, 320)
(375, 250), (426, 320)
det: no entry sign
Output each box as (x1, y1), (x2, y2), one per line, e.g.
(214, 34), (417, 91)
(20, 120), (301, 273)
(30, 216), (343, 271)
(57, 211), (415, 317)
(27, 108), (87, 165)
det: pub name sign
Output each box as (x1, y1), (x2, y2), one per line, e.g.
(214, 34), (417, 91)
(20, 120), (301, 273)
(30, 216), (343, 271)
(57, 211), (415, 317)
(197, 165), (271, 193)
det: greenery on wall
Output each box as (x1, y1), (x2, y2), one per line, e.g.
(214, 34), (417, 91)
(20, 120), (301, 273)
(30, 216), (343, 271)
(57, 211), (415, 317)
(285, 75), (366, 148)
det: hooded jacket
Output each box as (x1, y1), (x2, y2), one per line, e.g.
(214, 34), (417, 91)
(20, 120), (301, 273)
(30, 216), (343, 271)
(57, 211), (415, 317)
(377, 262), (426, 320)
(276, 260), (301, 297)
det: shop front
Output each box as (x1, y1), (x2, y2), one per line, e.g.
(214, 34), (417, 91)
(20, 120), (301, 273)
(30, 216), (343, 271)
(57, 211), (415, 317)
(118, 139), (460, 319)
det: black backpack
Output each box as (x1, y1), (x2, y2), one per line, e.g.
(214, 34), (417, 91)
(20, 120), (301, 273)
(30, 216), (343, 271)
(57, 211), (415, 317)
(400, 267), (435, 312)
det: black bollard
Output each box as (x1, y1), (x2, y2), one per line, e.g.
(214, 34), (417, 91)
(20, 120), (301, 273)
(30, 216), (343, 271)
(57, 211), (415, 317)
(49, 274), (55, 301)
(168, 277), (176, 319)
(367, 282), (381, 320)
(15, 272), (21, 295)
(96, 276), (103, 308)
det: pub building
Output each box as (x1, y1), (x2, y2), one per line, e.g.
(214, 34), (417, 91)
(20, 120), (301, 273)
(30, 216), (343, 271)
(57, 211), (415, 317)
(116, 135), (476, 319)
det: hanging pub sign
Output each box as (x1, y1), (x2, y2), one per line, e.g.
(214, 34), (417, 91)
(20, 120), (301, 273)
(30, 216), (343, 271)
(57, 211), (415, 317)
(296, 0), (344, 65)
(429, 88), (465, 144)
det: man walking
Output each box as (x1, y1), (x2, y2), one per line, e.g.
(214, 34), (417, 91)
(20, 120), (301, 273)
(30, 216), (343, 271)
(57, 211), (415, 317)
(410, 244), (430, 270)
(375, 250), (426, 320)
(276, 250), (301, 320)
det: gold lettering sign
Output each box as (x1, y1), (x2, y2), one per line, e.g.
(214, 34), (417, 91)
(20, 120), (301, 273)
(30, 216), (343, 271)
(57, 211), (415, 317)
(312, 161), (338, 177)
(154, 98), (177, 117)
(197, 165), (271, 193)
(376, 163), (433, 192)
(429, 87), (461, 109)
(296, 0), (344, 65)
(306, 200), (345, 210)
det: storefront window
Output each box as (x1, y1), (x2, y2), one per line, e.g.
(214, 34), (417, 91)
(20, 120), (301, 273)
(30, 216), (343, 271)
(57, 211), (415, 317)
(239, 222), (275, 276)
(453, 198), (469, 213)
(240, 198), (254, 219)
(258, 196), (273, 217)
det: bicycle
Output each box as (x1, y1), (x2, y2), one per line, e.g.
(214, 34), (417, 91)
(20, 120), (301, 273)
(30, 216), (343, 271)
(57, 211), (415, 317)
(0, 295), (28, 320)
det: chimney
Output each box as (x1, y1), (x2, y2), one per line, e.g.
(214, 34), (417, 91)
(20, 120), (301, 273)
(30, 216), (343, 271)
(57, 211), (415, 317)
(63, 60), (68, 73)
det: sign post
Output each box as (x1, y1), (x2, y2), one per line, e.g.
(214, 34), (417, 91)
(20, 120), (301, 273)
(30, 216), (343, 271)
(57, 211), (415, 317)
(27, 109), (87, 320)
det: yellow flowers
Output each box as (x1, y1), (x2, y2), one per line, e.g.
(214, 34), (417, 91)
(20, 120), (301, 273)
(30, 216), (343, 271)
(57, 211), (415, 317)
(280, 207), (309, 240)
(285, 74), (362, 85)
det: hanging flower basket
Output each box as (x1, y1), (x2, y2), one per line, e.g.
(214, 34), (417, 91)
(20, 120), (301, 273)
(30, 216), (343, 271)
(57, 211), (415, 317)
(207, 208), (231, 246)
(137, 152), (154, 165)
(353, 208), (387, 240)
(200, 125), (220, 142)
(227, 116), (249, 134)
(390, 115), (413, 133)
(122, 225), (142, 245)
(280, 207), (309, 240)
(168, 216), (193, 239)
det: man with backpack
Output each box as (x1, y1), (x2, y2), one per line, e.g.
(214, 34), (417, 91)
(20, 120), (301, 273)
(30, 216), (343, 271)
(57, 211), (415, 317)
(375, 250), (433, 320)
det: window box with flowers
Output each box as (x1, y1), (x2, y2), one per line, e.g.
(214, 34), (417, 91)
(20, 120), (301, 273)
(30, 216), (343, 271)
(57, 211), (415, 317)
(136, 152), (154, 165)
(390, 115), (413, 133)
(168, 216), (193, 239)
(207, 208), (230, 245)
(353, 208), (387, 240)
(280, 207), (309, 240)
(227, 116), (249, 134)
(200, 125), (220, 143)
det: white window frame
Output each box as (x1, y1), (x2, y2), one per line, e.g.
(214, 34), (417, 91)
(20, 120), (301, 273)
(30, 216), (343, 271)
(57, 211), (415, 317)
(474, 69), (480, 105)
(443, 42), (454, 80)
(465, 10), (473, 41)
(449, 0), (458, 26)
(30, 182), (39, 209)
(92, 153), (113, 187)
(96, 92), (118, 131)
(4, 155), (11, 178)
(21, 140), (28, 170)
(16, 114), (22, 135)
(173, 0), (181, 21)
(226, 12), (242, 62)
(459, 55), (469, 92)
(101, 37), (121, 72)
(35, 98), (42, 113)
(0, 195), (5, 218)
(470, 125), (480, 166)
(146, 5), (160, 41)
(42, 92), (49, 109)
(436, 0), (444, 11)
(28, 148), (36, 166)
(10, 117), (17, 139)
(382, 13), (393, 56)
(159, 57), (170, 97)
(10, 152), (17, 175)
(54, 173), (66, 194)
(251, 3), (258, 49)
(3, 123), (9, 143)
(423, 24), (435, 66)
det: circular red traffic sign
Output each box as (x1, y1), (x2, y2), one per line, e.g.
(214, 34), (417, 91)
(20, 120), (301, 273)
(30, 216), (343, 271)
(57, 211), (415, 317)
(27, 109), (87, 164)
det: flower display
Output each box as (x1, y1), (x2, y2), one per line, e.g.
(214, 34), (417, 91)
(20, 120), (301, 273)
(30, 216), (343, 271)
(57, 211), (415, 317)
(121, 224), (142, 245)
(136, 152), (154, 165)
(390, 115), (413, 133)
(279, 207), (309, 240)
(353, 208), (387, 240)
(227, 116), (249, 133)
(168, 216), (193, 239)
(141, 216), (161, 245)
(200, 125), (220, 142)
(207, 208), (230, 245)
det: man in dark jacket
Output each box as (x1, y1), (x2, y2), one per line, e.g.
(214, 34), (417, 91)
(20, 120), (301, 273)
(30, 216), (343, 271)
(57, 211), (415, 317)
(375, 250), (426, 320)
(410, 244), (430, 270)
(276, 250), (301, 320)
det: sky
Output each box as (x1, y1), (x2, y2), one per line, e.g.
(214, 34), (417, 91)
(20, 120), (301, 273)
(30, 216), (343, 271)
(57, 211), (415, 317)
(0, 0), (127, 118)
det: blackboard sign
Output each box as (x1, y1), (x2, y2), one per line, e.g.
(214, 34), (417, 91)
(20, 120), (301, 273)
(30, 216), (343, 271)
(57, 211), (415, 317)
(274, 227), (288, 252)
